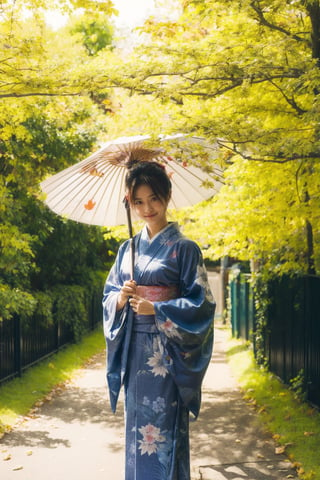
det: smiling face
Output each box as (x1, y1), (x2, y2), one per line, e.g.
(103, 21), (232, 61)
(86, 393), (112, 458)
(125, 161), (172, 238)
(131, 184), (169, 237)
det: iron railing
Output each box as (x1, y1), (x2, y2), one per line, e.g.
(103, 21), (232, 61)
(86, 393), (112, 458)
(229, 273), (255, 341)
(0, 293), (102, 384)
(229, 273), (320, 407)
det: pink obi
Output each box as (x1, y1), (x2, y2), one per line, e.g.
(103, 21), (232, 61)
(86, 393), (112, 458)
(136, 285), (179, 302)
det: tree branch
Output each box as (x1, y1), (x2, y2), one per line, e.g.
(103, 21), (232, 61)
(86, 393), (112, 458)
(0, 92), (80, 98)
(217, 137), (320, 164)
(230, 149), (320, 164)
(266, 78), (307, 115)
(250, 1), (309, 44)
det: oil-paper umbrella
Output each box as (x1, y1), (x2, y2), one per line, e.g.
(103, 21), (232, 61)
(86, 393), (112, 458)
(40, 134), (223, 276)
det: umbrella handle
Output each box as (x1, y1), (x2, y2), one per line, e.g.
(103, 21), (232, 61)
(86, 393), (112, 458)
(124, 196), (135, 279)
(129, 238), (135, 280)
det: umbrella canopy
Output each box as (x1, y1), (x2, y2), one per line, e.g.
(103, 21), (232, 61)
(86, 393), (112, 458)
(40, 134), (223, 229)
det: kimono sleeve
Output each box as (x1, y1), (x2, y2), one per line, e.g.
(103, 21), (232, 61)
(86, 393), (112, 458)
(102, 241), (133, 412)
(153, 239), (215, 418)
(102, 240), (131, 340)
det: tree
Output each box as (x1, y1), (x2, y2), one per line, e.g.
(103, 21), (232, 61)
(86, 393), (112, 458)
(0, 93), (109, 320)
(98, 0), (320, 274)
(0, 3), (117, 321)
(0, 0), (116, 99)
(70, 12), (114, 56)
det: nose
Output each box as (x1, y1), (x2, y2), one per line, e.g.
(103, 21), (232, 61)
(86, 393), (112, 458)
(145, 201), (154, 212)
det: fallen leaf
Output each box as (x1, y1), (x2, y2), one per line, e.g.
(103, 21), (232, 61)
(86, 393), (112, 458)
(306, 408), (316, 416)
(26, 450), (33, 456)
(3, 454), (11, 461)
(12, 465), (23, 471)
(303, 431), (314, 436)
(275, 446), (286, 454)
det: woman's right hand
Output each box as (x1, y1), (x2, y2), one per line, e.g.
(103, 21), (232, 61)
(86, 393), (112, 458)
(116, 280), (137, 310)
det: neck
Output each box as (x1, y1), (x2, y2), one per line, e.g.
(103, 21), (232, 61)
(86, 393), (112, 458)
(147, 221), (168, 239)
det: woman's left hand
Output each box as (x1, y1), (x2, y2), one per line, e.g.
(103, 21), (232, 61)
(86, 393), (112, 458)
(129, 295), (155, 315)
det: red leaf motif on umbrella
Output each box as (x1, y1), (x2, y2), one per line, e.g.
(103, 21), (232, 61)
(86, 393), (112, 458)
(89, 167), (104, 177)
(84, 199), (96, 210)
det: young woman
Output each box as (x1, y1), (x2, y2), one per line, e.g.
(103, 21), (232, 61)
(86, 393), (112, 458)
(103, 161), (215, 480)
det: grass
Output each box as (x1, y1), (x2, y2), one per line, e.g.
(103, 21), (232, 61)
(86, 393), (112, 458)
(226, 335), (320, 480)
(0, 327), (105, 437)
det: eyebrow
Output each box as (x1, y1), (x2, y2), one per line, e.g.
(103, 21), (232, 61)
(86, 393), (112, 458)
(134, 193), (157, 201)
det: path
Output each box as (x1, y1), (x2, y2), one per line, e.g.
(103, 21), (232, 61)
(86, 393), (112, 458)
(0, 325), (298, 480)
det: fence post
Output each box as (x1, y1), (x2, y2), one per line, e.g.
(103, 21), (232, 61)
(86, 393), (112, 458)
(13, 315), (22, 378)
(220, 256), (229, 323)
(230, 273), (240, 338)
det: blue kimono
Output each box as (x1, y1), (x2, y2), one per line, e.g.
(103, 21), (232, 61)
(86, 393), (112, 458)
(103, 222), (215, 480)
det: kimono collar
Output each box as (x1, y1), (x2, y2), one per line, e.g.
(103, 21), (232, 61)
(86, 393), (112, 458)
(141, 222), (179, 245)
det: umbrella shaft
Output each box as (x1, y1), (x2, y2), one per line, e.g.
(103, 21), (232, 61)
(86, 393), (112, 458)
(124, 197), (134, 279)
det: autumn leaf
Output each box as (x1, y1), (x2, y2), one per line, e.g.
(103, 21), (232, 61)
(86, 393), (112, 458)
(84, 199), (96, 210)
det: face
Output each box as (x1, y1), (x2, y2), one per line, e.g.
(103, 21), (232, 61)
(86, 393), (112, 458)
(131, 184), (169, 233)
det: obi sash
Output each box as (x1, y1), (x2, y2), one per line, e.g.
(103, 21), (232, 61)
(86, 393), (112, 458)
(136, 285), (179, 302)
(133, 285), (179, 333)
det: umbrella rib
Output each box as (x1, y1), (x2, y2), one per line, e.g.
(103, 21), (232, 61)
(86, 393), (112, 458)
(44, 168), (104, 218)
(170, 160), (222, 192)
(163, 159), (217, 208)
(88, 164), (127, 226)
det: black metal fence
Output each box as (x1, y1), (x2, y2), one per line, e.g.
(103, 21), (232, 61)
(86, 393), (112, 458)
(0, 293), (102, 384)
(229, 273), (320, 407)
(229, 273), (255, 341)
(265, 275), (320, 406)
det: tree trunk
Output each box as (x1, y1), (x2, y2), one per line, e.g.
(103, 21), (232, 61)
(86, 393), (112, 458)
(304, 3), (319, 273)
(305, 218), (316, 274)
(301, 171), (316, 275)
(307, 2), (320, 65)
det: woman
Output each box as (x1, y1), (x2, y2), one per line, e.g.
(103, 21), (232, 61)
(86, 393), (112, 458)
(103, 161), (215, 480)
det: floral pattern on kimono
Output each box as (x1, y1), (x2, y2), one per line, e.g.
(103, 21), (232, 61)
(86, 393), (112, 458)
(103, 222), (215, 480)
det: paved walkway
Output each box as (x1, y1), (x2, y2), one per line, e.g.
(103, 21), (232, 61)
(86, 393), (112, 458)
(0, 325), (298, 480)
